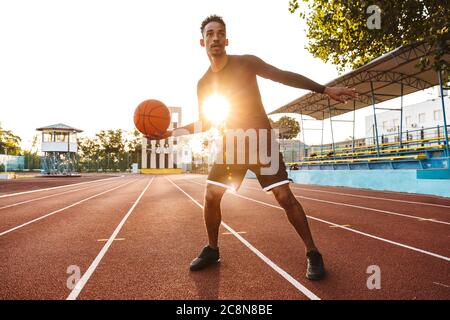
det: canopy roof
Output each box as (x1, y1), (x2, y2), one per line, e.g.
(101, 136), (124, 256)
(36, 123), (83, 132)
(269, 41), (448, 120)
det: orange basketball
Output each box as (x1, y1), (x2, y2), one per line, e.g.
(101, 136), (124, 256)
(134, 99), (171, 136)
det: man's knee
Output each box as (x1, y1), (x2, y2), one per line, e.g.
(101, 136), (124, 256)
(272, 186), (297, 210)
(205, 184), (226, 207)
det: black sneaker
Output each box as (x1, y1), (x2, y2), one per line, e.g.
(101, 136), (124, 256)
(189, 245), (220, 271)
(306, 250), (325, 280)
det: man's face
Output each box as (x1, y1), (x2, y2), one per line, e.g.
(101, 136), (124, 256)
(200, 21), (228, 57)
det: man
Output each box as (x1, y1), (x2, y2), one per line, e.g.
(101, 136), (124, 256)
(147, 15), (357, 280)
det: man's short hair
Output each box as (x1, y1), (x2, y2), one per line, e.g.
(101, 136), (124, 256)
(200, 15), (226, 35)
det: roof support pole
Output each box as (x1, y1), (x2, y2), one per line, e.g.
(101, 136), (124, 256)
(352, 100), (356, 154)
(438, 69), (449, 157)
(327, 98), (336, 159)
(300, 113), (306, 160)
(399, 83), (404, 148)
(320, 111), (325, 155)
(370, 81), (381, 156)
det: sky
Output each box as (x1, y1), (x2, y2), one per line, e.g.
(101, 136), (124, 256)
(0, 0), (434, 150)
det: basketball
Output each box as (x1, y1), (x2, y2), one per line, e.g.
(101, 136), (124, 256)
(134, 99), (171, 136)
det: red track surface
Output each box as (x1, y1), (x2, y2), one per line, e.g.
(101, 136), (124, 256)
(0, 174), (449, 300)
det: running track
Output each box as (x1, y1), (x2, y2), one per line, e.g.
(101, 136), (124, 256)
(0, 174), (449, 300)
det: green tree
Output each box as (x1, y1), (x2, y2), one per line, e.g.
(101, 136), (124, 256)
(96, 129), (126, 171)
(270, 116), (301, 139)
(0, 126), (22, 155)
(77, 136), (101, 171)
(77, 129), (143, 172)
(23, 150), (41, 170)
(289, 0), (449, 72)
(125, 129), (142, 168)
(23, 134), (41, 170)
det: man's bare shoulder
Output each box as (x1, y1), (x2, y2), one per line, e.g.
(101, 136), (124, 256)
(235, 54), (264, 70)
(238, 54), (260, 62)
(197, 68), (210, 89)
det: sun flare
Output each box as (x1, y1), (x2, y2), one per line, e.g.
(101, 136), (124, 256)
(202, 94), (230, 125)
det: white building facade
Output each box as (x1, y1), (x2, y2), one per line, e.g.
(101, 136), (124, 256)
(365, 95), (450, 144)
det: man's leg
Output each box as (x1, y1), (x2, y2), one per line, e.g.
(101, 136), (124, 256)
(270, 183), (325, 280)
(271, 184), (317, 252)
(204, 183), (226, 249)
(189, 183), (226, 271)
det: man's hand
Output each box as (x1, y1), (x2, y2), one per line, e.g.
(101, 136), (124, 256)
(324, 86), (358, 104)
(144, 130), (173, 140)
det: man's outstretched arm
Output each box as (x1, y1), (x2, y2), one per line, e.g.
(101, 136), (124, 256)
(246, 55), (358, 103)
(144, 120), (211, 140)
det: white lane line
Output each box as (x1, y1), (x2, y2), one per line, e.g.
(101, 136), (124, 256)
(0, 175), (123, 199)
(166, 176), (320, 301)
(235, 193), (450, 263)
(189, 180), (450, 226)
(187, 179), (450, 263)
(433, 282), (450, 288)
(222, 232), (247, 235)
(201, 175), (450, 209)
(0, 179), (137, 237)
(291, 194), (450, 226)
(0, 177), (127, 211)
(289, 186), (450, 209)
(67, 177), (154, 300)
(97, 238), (125, 242)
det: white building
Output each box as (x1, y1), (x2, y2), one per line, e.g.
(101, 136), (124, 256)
(36, 123), (83, 175)
(37, 123), (81, 153)
(365, 95), (450, 144)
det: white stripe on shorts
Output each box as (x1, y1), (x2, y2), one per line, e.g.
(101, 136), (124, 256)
(206, 179), (235, 190)
(262, 180), (290, 192)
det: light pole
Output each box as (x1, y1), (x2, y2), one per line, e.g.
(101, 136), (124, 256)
(67, 131), (70, 173)
(67, 130), (77, 173)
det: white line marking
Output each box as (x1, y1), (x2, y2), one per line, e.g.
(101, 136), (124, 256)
(417, 218), (437, 222)
(97, 238), (125, 242)
(0, 179), (137, 237)
(166, 177), (320, 301)
(292, 195), (450, 226)
(67, 177), (153, 300)
(191, 180), (450, 226)
(202, 176), (450, 209)
(187, 179), (450, 262)
(222, 232), (247, 235)
(288, 186), (450, 209)
(234, 193), (450, 262)
(0, 177), (125, 211)
(0, 175), (122, 199)
(433, 282), (450, 288)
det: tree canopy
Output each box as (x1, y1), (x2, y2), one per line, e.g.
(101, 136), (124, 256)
(289, 0), (449, 72)
(270, 116), (301, 139)
(77, 129), (142, 171)
(0, 124), (22, 155)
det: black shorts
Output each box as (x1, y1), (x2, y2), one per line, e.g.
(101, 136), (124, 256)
(206, 152), (289, 192)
